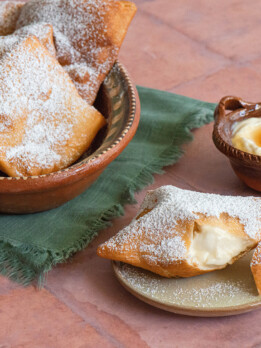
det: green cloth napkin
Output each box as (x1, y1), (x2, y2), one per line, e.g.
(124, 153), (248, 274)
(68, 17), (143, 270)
(0, 86), (216, 285)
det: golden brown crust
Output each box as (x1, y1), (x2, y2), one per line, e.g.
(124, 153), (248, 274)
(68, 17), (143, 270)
(16, 0), (137, 104)
(97, 206), (257, 278)
(0, 36), (106, 177)
(15, 23), (56, 58)
(106, 1), (137, 48)
(0, 1), (24, 36)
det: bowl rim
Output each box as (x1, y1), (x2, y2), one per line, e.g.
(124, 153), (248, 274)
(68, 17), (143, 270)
(0, 61), (140, 192)
(213, 95), (261, 167)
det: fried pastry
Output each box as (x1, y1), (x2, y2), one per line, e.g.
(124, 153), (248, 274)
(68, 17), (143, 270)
(0, 1), (24, 36)
(97, 186), (261, 278)
(0, 35), (106, 177)
(16, 0), (137, 104)
(14, 23), (56, 58)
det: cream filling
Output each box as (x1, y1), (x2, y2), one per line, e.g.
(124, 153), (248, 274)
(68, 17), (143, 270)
(232, 117), (261, 156)
(189, 224), (253, 270)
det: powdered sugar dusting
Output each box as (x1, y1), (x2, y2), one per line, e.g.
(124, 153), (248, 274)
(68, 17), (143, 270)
(118, 262), (257, 308)
(251, 243), (261, 266)
(0, 34), (101, 176)
(102, 186), (261, 266)
(140, 235), (187, 267)
(16, 0), (123, 104)
(0, 1), (24, 36)
(138, 186), (261, 240)
(15, 22), (56, 57)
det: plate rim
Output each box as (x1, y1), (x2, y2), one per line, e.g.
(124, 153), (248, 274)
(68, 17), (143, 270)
(112, 261), (261, 317)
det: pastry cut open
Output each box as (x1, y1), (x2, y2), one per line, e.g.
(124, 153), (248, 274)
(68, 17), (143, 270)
(97, 186), (261, 278)
(188, 218), (255, 272)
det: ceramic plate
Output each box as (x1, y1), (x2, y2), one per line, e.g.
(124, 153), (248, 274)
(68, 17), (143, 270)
(112, 252), (261, 317)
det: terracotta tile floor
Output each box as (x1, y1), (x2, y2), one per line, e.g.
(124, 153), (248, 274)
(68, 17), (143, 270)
(2, 0), (261, 347)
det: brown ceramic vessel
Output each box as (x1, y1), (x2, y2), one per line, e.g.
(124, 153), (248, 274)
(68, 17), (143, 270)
(0, 61), (140, 214)
(213, 95), (261, 191)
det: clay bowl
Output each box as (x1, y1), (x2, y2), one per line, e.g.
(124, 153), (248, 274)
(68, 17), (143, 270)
(0, 61), (140, 214)
(213, 95), (261, 191)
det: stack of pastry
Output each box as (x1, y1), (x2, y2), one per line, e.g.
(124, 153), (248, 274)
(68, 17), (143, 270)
(0, 0), (136, 177)
(97, 186), (261, 294)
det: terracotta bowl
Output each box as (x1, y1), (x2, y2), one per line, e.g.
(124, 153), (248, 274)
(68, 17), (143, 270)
(0, 61), (140, 214)
(213, 95), (261, 191)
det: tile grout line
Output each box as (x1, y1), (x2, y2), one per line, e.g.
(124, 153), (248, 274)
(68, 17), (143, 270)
(166, 69), (221, 95)
(138, 6), (261, 91)
(165, 66), (227, 94)
(138, 6), (261, 65)
(167, 57), (261, 96)
(138, 7), (233, 63)
(44, 285), (127, 348)
(135, 8), (237, 93)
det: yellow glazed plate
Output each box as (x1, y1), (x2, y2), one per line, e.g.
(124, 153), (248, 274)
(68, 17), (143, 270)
(112, 252), (261, 317)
